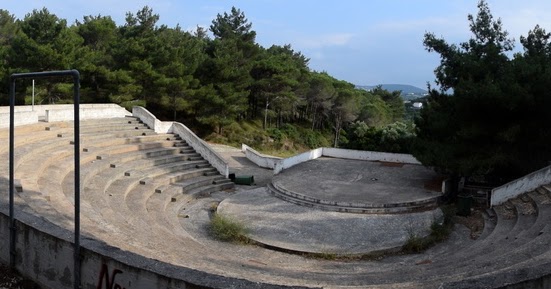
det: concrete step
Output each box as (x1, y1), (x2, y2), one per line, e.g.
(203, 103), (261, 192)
(443, 196), (542, 275)
(439, 202), (517, 262)
(478, 208), (497, 240)
(505, 197), (538, 239)
(145, 184), (196, 236)
(14, 146), (121, 238)
(418, 192), (551, 284)
(0, 123), (69, 148)
(76, 133), (176, 146)
(186, 182), (235, 199)
(57, 126), (154, 140)
(268, 182), (439, 214)
(80, 123), (150, 135)
(172, 176), (229, 193)
(0, 122), (54, 139)
(11, 132), (79, 170)
(86, 141), (189, 160)
(165, 167), (218, 184)
(64, 117), (142, 128)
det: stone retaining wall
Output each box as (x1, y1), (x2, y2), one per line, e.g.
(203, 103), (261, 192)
(0, 110), (39, 128)
(242, 146), (422, 174)
(491, 165), (551, 206)
(0, 104), (131, 128)
(241, 144), (281, 169)
(0, 208), (302, 289)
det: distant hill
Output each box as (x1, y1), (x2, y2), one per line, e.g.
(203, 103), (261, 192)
(356, 84), (428, 100)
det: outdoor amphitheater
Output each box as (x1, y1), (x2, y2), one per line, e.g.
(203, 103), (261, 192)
(2, 102), (551, 289)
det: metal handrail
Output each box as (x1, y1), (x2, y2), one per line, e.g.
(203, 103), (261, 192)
(9, 70), (81, 289)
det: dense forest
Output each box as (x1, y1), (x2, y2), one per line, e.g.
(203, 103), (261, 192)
(0, 6), (410, 154)
(2, 1), (550, 184)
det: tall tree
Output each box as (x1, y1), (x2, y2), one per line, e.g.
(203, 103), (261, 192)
(195, 7), (259, 133)
(371, 86), (404, 122)
(210, 7), (256, 44)
(414, 0), (547, 182)
(305, 72), (336, 130)
(112, 6), (161, 104)
(0, 10), (18, 103)
(510, 25), (551, 175)
(330, 81), (359, 147)
(250, 44), (308, 128)
(154, 25), (203, 121)
(11, 8), (82, 103)
(75, 15), (118, 102)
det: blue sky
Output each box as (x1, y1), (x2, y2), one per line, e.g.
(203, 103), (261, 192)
(3, 0), (551, 88)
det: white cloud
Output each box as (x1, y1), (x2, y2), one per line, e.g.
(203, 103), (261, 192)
(296, 33), (354, 49)
(497, 8), (551, 39)
(370, 15), (471, 40)
(309, 51), (324, 60)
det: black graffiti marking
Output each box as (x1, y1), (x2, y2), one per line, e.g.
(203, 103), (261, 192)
(97, 264), (127, 289)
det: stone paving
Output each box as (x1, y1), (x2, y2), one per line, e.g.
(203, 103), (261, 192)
(213, 148), (444, 255)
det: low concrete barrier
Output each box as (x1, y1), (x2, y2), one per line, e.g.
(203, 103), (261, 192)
(0, 104), (131, 127)
(274, 148), (323, 174)
(46, 104), (131, 122)
(172, 123), (229, 178)
(322, 147), (421, 164)
(491, 165), (551, 206)
(0, 110), (39, 128)
(0, 208), (302, 289)
(132, 106), (173, 133)
(133, 106), (229, 178)
(241, 144), (281, 169)
(270, 147), (421, 174)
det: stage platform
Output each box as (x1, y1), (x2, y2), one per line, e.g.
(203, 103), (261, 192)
(218, 157), (445, 255)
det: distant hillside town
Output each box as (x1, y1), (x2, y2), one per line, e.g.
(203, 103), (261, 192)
(356, 84), (428, 101)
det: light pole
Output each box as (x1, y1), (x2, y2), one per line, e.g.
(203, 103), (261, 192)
(264, 95), (279, 130)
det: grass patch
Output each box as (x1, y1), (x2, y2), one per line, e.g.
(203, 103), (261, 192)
(309, 251), (338, 260)
(401, 205), (455, 254)
(402, 234), (426, 253)
(210, 213), (250, 243)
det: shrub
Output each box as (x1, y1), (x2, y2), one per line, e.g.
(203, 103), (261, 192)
(210, 213), (249, 243)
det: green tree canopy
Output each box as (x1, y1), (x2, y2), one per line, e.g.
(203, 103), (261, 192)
(0, 5), (411, 152)
(414, 0), (551, 182)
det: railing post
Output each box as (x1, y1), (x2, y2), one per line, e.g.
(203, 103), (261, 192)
(8, 76), (16, 268)
(8, 70), (81, 289)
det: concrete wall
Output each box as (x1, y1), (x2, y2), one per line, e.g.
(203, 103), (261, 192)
(322, 148), (421, 164)
(241, 144), (281, 169)
(132, 106), (173, 134)
(172, 123), (229, 178)
(0, 104), (131, 127)
(133, 106), (229, 178)
(491, 165), (551, 206)
(0, 209), (304, 289)
(46, 104), (131, 122)
(274, 148), (323, 174)
(271, 147), (421, 175)
(0, 110), (39, 128)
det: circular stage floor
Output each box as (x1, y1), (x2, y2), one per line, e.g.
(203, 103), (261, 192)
(219, 157), (446, 255)
(276, 157), (444, 205)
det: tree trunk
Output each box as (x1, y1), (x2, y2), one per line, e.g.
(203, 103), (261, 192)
(333, 115), (341, 148)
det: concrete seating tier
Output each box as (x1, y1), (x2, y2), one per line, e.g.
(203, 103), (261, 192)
(1, 118), (234, 263)
(4, 117), (551, 288)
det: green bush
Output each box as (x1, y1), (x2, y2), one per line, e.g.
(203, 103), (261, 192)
(401, 206), (454, 254)
(402, 234), (426, 253)
(210, 213), (249, 243)
(267, 128), (284, 142)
